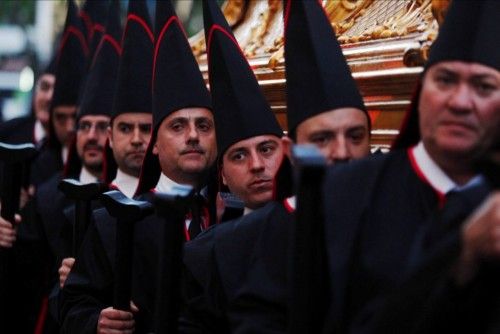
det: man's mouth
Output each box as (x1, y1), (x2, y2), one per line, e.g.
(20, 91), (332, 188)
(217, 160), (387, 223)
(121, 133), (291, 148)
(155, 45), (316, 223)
(84, 145), (102, 154)
(181, 149), (204, 155)
(440, 120), (475, 132)
(248, 178), (273, 189)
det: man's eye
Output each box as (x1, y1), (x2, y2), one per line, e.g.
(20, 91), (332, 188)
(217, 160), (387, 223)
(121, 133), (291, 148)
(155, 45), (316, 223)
(475, 82), (496, 96)
(260, 145), (275, 155)
(170, 123), (184, 131)
(140, 125), (152, 134)
(197, 122), (212, 132)
(78, 122), (91, 131)
(230, 152), (245, 161)
(119, 125), (132, 133)
(435, 75), (455, 86)
(39, 82), (52, 91)
(311, 136), (329, 146)
(348, 131), (366, 143)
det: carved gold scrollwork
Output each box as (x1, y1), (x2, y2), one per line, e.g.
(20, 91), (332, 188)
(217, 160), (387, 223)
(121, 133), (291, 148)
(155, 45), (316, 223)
(190, 0), (247, 58)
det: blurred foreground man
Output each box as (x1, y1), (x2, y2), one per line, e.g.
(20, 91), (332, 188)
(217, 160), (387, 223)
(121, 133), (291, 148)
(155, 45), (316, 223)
(320, 1), (500, 333)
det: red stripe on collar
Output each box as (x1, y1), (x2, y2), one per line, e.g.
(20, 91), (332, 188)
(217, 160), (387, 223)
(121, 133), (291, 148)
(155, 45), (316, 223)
(407, 147), (446, 207)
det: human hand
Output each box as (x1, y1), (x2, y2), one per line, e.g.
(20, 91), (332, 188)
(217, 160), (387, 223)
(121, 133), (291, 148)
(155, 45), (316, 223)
(58, 257), (75, 288)
(97, 303), (139, 334)
(0, 214), (21, 248)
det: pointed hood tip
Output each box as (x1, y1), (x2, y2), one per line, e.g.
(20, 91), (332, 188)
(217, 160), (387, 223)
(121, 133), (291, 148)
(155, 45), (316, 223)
(284, 0), (367, 133)
(203, 0), (282, 158)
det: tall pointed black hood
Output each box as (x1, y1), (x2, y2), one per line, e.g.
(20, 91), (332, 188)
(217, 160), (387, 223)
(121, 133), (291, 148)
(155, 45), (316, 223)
(48, 0), (88, 150)
(392, 0), (500, 150)
(136, 0), (211, 195)
(203, 0), (283, 157)
(51, 0), (89, 111)
(78, 0), (122, 121)
(152, 0), (212, 131)
(79, 0), (109, 54)
(111, 0), (153, 119)
(284, 0), (367, 134)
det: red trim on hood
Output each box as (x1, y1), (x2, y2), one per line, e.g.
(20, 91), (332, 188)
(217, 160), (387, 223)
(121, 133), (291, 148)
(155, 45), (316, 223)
(206, 24), (248, 70)
(90, 33), (122, 69)
(152, 15), (185, 88)
(79, 10), (93, 42)
(93, 23), (105, 34)
(57, 26), (90, 64)
(123, 13), (154, 45)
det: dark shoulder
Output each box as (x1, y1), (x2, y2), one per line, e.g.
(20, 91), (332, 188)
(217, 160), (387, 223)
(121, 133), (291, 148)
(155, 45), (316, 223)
(36, 172), (62, 197)
(325, 150), (404, 190)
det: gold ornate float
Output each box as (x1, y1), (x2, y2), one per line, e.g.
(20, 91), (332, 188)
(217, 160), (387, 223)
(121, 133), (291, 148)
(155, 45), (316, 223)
(190, 0), (451, 149)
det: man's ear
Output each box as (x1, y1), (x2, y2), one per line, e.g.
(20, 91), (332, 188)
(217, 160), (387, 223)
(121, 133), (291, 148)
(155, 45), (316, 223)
(220, 165), (227, 186)
(281, 136), (294, 161)
(152, 141), (159, 155)
(107, 127), (113, 149)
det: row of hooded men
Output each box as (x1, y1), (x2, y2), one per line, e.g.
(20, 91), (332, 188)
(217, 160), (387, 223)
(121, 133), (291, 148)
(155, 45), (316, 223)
(0, 0), (498, 333)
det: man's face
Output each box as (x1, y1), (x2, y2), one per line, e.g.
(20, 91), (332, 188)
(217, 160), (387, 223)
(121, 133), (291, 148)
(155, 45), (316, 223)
(52, 105), (77, 147)
(153, 108), (217, 184)
(419, 61), (500, 162)
(33, 74), (55, 130)
(221, 135), (283, 209)
(76, 115), (110, 173)
(109, 113), (152, 177)
(295, 108), (370, 164)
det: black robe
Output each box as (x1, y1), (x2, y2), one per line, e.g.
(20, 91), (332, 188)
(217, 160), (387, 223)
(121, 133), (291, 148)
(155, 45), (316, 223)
(60, 207), (163, 333)
(321, 149), (495, 333)
(368, 180), (498, 334)
(60, 192), (211, 333)
(179, 202), (290, 333)
(30, 145), (64, 187)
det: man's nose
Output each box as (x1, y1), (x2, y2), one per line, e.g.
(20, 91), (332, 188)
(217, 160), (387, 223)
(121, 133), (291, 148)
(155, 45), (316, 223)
(448, 83), (474, 113)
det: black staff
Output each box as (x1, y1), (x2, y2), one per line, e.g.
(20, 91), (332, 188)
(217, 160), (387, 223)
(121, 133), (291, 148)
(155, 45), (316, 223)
(0, 142), (38, 327)
(154, 185), (195, 334)
(288, 145), (329, 334)
(58, 179), (107, 256)
(100, 190), (153, 311)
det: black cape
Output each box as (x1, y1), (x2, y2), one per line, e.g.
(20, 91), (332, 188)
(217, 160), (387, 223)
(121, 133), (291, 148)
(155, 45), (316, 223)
(321, 149), (495, 333)
(60, 191), (211, 333)
(179, 201), (290, 333)
(60, 205), (162, 333)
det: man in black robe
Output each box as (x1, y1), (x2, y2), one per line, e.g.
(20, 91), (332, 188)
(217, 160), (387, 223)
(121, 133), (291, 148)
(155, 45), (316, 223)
(0, 59), (55, 146)
(319, 1), (500, 333)
(59, 1), (216, 332)
(179, 1), (371, 332)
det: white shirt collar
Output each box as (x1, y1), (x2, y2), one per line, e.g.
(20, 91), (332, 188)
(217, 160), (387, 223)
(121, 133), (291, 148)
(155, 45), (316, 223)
(284, 196), (296, 212)
(411, 141), (482, 195)
(34, 120), (46, 144)
(243, 207), (254, 216)
(111, 169), (139, 198)
(79, 166), (98, 185)
(155, 173), (183, 193)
